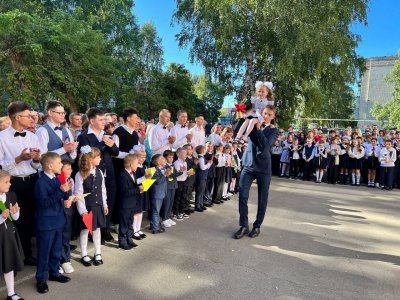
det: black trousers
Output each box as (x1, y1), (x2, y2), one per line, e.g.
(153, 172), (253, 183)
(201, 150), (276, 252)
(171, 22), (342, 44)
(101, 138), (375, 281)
(328, 164), (339, 183)
(104, 178), (116, 233)
(174, 181), (189, 214)
(204, 176), (214, 202)
(10, 174), (38, 259)
(213, 167), (225, 201)
(289, 159), (300, 177)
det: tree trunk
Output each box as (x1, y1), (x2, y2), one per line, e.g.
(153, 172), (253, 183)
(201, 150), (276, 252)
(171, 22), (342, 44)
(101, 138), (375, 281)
(66, 92), (78, 112)
(241, 37), (255, 103)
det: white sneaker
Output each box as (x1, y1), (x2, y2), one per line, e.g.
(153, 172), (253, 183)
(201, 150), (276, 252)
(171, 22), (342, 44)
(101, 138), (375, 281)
(59, 266), (64, 274)
(168, 219), (176, 226)
(162, 220), (171, 228)
(227, 193), (233, 196)
(375, 182), (379, 187)
(61, 262), (74, 274)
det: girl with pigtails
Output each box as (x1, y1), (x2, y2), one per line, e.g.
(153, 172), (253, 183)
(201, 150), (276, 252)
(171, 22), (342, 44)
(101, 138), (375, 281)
(234, 81), (275, 143)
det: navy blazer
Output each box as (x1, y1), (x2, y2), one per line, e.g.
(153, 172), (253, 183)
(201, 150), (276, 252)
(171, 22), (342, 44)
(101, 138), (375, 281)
(118, 170), (140, 209)
(77, 131), (119, 183)
(247, 127), (279, 175)
(151, 167), (167, 199)
(34, 172), (68, 231)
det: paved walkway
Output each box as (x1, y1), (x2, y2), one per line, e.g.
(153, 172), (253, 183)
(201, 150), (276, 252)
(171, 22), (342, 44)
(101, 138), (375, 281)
(2, 178), (400, 299)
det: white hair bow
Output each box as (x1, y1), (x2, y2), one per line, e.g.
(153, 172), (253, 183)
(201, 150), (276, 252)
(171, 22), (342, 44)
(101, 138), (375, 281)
(255, 81), (274, 91)
(129, 144), (146, 154)
(80, 145), (92, 154)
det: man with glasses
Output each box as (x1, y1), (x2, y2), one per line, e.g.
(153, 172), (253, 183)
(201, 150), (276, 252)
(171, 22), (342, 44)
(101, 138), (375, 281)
(36, 101), (78, 161)
(0, 101), (42, 266)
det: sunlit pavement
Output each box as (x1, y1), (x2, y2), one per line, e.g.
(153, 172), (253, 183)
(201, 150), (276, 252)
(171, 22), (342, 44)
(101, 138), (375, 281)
(2, 178), (400, 299)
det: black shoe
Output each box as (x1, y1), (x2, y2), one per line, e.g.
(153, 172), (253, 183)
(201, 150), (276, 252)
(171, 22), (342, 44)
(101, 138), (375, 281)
(103, 231), (116, 242)
(24, 256), (37, 266)
(212, 200), (221, 204)
(36, 281), (49, 294)
(132, 234), (142, 240)
(139, 233), (147, 239)
(248, 227), (260, 238)
(80, 255), (92, 267)
(69, 244), (77, 251)
(201, 206), (207, 210)
(127, 239), (138, 248)
(49, 274), (71, 283)
(234, 226), (249, 239)
(152, 228), (165, 234)
(93, 254), (103, 266)
(195, 207), (204, 212)
(119, 243), (134, 251)
(6, 293), (24, 300)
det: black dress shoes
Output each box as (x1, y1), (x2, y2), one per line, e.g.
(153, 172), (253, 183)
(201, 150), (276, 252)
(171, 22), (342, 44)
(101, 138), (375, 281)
(80, 255), (92, 267)
(248, 227), (260, 238)
(49, 274), (71, 283)
(195, 207), (204, 212)
(36, 281), (49, 294)
(6, 293), (24, 300)
(152, 227), (166, 234)
(93, 254), (104, 266)
(24, 256), (37, 266)
(234, 226), (249, 239)
(127, 239), (138, 248)
(103, 231), (115, 242)
(201, 206), (207, 210)
(212, 200), (221, 204)
(139, 233), (147, 238)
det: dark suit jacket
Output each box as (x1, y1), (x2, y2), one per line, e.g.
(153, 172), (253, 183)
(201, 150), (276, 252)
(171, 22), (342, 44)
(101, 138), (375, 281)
(151, 167), (167, 199)
(77, 131), (119, 183)
(247, 127), (279, 175)
(118, 170), (140, 209)
(34, 172), (68, 231)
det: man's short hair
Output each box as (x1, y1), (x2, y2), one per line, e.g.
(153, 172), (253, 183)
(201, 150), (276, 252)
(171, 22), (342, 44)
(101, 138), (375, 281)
(177, 110), (187, 118)
(45, 100), (63, 112)
(86, 108), (104, 120)
(122, 107), (139, 122)
(7, 101), (30, 117)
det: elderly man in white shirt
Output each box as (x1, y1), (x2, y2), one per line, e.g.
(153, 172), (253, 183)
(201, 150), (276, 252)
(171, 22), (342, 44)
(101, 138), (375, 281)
(189, 114), (206, 149)
(170, 110), (193, 151)
(148, 109), (176, 156)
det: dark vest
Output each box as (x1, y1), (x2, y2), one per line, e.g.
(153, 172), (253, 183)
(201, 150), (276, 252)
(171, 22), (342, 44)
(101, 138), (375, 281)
(196, 156), (209, 181)
(82, 168), (103, 209)
(43, 123), (70, 160)
(113, 126), (139, 176)
(304, 145), (314, 159)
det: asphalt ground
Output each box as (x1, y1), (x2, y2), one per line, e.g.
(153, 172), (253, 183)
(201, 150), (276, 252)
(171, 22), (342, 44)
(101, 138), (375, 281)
(1, 178), (400, 300)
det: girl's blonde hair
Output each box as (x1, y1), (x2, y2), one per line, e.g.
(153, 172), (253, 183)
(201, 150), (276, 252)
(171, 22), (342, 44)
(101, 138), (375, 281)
(78, 147), (101, 180)
(255, 85), (274, 100)
(0, 170), (10, 180)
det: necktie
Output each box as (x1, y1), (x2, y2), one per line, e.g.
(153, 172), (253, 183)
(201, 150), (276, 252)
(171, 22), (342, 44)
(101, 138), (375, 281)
(54, 126), (62, 131)
(14, 131), (26, 137)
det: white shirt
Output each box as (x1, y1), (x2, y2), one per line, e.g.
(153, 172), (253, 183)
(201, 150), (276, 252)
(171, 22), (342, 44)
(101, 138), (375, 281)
(36, 121), (76, 159)
(113, 125), (140, 159)
(87, 126), (105, 143)
(198, 156), (211, 171)
(0, 193), (20, 225)
(189, 126), (205, 148)
(170, 123), (189, 151)
(365, 144), (381, 158)
(0, 127), (41, 176)
(207, 133), (222, 146)
(379, 147), (396, 167)
(149, 123), (171, 155)
(174, 159), (188, 181)
(215, 152), (226, 167)
(74, 168), (108, 215)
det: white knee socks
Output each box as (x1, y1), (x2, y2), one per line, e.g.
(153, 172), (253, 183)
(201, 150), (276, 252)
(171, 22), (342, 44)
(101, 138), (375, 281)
(4, 271), (15, 297)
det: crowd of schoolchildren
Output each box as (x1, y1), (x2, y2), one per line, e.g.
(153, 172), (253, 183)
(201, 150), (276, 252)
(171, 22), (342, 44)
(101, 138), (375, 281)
(0, 78), (394, 299)
(271, 126), (399, 189)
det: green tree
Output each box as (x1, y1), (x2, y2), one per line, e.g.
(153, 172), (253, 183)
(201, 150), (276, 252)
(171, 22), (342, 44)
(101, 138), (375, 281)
(193, 75), (225, 122)
(174, 0), (368, 125)
(0, 9), (117, 111)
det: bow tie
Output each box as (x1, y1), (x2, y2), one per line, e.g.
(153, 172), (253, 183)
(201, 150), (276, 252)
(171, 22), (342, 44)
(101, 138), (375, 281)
(163, 126), (167, 130)
(54, 126), (63, 131)
(130, 171), (134, 175)
(14, 131), (26, 137)
(181, 125), (186, 128)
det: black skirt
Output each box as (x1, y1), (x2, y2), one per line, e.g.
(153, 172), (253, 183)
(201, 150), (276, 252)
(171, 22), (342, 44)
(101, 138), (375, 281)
(225, 167), (233, 183)
(339, 153), (349, 169)
(314, 156), (327, 169)
(350, 158), (363, 170)
(367, 156), (379, 170)
(0, 220), (24, 275)
(79, 204), (106, 231)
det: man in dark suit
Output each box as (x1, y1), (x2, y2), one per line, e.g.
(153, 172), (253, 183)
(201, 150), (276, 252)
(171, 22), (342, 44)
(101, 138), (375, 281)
(234, 105), (279, 239)
(77, 108), (119, 242)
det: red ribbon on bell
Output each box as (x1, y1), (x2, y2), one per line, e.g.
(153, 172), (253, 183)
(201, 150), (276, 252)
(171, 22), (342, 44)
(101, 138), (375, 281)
(235, 103), (247, 113)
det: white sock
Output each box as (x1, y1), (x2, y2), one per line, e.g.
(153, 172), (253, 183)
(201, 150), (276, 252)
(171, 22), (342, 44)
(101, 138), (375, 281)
(356, 175), (360, 184)
(133, 214), (138, 233)
(352, 173), (356, 184)
(92, 228), (101, 255)
(316, 170), (320, 181)
(80, 229), (89, 257)
(319, 171), (324, 181)
(137, 213), (143, 232)
(4, 271), (15, 297)
(223, 182), (229, 196)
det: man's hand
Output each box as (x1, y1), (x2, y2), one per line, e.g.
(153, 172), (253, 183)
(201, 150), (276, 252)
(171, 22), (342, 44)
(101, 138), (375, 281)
(15, 148), (33, 164)
(186, 133), (193, 142)
(102, 136), (115, 147)
(63, 141), (78, 153)
(30, 148), (41, 162)
(168, 136), (176, 144)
